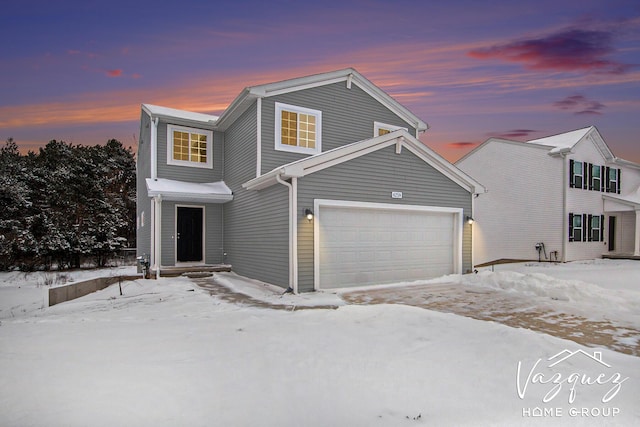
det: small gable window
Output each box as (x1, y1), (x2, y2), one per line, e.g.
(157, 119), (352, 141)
(167, 125), (213, 169)
(374, 121), (407, 137)
(275, 102), (322, 155)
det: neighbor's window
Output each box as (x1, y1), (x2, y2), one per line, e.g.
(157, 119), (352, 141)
(275, 102), (322, 155)
(167, 124), (213, 169)
(590, 215), (602, 242)
(374, 121), (407, 137)
(570, 160), (583, 189)
(607, 167), (620, 193)
(569, 213), (583, 242)
(590, 164), (601, 191)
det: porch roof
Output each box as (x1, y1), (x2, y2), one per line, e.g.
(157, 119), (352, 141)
(146, 178), (233, 203)
(603, 185), (640, 211)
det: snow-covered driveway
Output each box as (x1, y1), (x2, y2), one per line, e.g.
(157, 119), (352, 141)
(343, 281), (640, 356)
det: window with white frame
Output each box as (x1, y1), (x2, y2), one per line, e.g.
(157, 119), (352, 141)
(590, 164), (601, 191)
(275, 102), (322, 155)
(374, 121), (408, 136)
(569, 160), (584, 189)
(607, 167), (620, 193)
(569, 213), (583, 242)
(590, 215), (603, 242)
(167, 124), (213, 169)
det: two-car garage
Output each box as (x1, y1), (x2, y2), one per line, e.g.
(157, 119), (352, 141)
(314, 200), (463, 290)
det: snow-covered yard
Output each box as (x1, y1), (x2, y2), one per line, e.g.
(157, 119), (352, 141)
(1, 260), (639, 426)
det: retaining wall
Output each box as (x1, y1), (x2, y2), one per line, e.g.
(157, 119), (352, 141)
(49, 275), (141, 306)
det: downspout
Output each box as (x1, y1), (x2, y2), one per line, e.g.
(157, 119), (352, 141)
(276, 174), (298, 294)
(561, 153), (568, 262)
(256, 98), (262, 177)
(150, 117), (159, 180)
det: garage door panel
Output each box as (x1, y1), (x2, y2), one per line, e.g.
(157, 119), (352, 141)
(318, 206), (456, 289)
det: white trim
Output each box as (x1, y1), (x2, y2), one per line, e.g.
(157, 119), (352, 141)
(313, 199), (463, 291)
(274, 102), (322, 155)
(150, 202), (155, 268)
(150, 117), (158, 180)
(292, 177), (299, 294)
(166, 124), (214, 169)
(244, 130), (485, 194)
(374, 121), (407, 137)
(256, 97), (262, 177)
(174, 204), (206, 265)
(154, 196), (162, 279)
(276, 175), (296, 293)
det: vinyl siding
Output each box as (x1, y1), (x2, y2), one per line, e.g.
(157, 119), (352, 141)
(223, 103), (291, 287)
(457, 140), (564, 265)
(156, 121), (223, 183)
(297, 145), (472, 292)
(136, 111), (152, 260)
(261, 82), (417, 173)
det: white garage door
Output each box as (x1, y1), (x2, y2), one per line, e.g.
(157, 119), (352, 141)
(317, 204), (458, 289)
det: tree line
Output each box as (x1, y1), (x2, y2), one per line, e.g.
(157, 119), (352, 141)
(0, 138), (136, 271)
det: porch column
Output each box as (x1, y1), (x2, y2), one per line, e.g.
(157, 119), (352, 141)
(635, 209), (640, 257)
(155, 195), (162, 279)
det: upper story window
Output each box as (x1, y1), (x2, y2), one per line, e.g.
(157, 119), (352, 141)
(589, 164), (601, 191)
(275, 102), (322, 155)
(167, 124), (213, 169)
(606, 167), (620, 194)
(374, 121), (407, 137)
(569, 160), (584, 189)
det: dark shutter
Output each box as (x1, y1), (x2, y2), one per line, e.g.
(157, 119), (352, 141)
(569, 213), (574, 242)
(617, 169), (621, 194)
(587, 163), (593, 190)
(582, 214), (588, 242)
(604, 167), (610, 193)
(600, 215), (605, 242)
(587, 214), (593, 241)
(600, 166), (605, 192)
(569, 160), (575, 188)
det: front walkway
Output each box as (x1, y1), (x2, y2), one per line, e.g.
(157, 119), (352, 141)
(342, 283), (640, 357)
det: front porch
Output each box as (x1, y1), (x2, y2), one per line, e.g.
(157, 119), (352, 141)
(602, 253), (640, 261)
(152, 264), (232, 277)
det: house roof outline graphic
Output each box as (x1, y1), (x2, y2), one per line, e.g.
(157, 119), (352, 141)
(548, 349), (611, 368)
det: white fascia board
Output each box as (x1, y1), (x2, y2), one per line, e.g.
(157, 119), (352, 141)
(613, 157), (640, 169)
(142, 104), (218, 126)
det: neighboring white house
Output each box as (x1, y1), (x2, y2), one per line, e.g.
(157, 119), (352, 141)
(457, 126), (640, 265)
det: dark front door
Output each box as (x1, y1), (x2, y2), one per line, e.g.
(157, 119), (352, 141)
(177, 207), (203, 262)
(608, 216), (616, 252)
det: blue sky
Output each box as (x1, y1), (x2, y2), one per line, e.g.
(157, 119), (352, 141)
(1, 0), (639, 162)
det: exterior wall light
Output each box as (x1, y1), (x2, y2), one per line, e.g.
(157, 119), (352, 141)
(466, 216), (474, 225)
(304, 208), (314, 222)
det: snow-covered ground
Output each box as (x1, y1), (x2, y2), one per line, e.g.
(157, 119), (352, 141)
(1, 261), (639, 426)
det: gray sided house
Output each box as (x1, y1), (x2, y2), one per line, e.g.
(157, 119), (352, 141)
(136, 68), (484, 292)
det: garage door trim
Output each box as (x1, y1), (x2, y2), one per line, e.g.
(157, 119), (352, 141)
(313, 199), (463, 290)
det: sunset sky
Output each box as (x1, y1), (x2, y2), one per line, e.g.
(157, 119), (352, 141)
(2, 0), (639, 163)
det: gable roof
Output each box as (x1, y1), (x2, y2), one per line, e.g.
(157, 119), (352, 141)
(457, 126), (621, 165)
(526, 126), (615, 160)
(243, 129), (484, 194)
(215, 68), (428, 132)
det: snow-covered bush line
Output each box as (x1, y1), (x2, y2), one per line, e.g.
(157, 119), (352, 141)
(0, 138), (136, 271)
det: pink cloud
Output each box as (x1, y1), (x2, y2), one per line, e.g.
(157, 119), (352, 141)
(106, 69), (123, 77)
(468, 28), (631, 74)
(553, 94), (605, 115)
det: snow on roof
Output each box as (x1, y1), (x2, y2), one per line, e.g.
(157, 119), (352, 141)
(526, 127), (592, 150)
(142, 104), (219, 124)
(146, 178), (232, 203)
